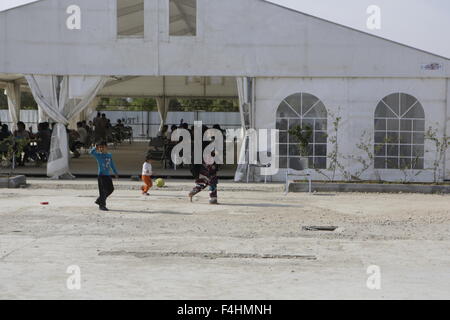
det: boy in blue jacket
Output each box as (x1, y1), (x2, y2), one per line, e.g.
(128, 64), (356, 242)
(90, 142), (119, 211)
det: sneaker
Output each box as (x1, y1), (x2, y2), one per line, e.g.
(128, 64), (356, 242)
(209, 198), (218, 205)
(99, 206), (109, 211)
(95, 199), (101, 206)
(142, 192), (150, 196)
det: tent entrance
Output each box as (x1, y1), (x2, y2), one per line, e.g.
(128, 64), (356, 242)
(0, 75), (252, 180)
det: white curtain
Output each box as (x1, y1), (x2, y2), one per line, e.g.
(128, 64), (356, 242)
(234, 77), (255, 182)
(5, 82), (21, 132)
(25, 75), (107, 179)
(236, 77), (246, 131)
(156, 97), (169, 132)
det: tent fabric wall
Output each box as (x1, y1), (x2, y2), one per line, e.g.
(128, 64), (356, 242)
(254, 76), (448, 183)
(5, 82), (21, 132)
(445, 79), (450, 180)
(25, 75), (106, 179)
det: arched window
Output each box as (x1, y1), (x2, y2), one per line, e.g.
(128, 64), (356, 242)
(374, 93), (425, 169)
(276, 93), (328, 169)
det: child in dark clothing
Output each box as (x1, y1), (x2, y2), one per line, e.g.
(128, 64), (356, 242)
(189, 153), (219, 205)
(90, 142), (119, 211)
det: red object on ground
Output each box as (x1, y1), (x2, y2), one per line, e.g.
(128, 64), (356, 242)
(40, 202), (49, 205)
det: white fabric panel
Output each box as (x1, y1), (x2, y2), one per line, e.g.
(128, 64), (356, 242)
(236, 77), (246, 130)
(445, 79), (450, 180)
(48, 123), (71, 178)
(156, 97), (169, 131)
(5, 82), (21, 132)
(25, 75), (106, 179)
(234, 77), (255, 182)
(235, 77), (246, 181)
(26, 76), (67, 124)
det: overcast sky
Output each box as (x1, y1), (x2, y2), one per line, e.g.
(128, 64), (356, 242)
(0, 0), (449, 58)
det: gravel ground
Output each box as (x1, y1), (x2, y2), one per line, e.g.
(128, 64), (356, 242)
(0, 181), (449, 299)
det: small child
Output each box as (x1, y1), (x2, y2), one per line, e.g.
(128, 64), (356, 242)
(89, 142), (119, 211)
(141, 156), (153, 196)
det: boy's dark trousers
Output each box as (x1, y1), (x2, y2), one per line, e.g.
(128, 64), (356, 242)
(97, 175), (114, 207)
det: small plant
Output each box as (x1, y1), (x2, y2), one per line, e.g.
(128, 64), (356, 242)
(345, 131), (378, 181)
(328, 110), (342, 181)
(318, 108), (354, 181)
(313, 108), (349, 181)
(288, 124), (313, 157)
(400, 156), (422, 183)
(288, 124), (313, 170)
(425, 126), (450, 183)
(0, 136), (28, 173)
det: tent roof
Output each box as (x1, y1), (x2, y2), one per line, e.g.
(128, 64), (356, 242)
(0, 0), (447, 61)
(265, 1), (449, 61)
(0, 0), (448, 80)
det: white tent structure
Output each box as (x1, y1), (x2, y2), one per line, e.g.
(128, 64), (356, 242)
(0, 0), (449, 182)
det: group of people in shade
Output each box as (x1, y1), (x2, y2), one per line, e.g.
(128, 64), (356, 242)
(90, 120), (223, 211)
(0, 113), (131, 166)
(91, 112), (130, 145)
(156, 121), (226, 142)
(0, 120), (52, 166)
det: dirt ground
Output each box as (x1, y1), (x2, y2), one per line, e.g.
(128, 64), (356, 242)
(0, 180), (449, 299)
